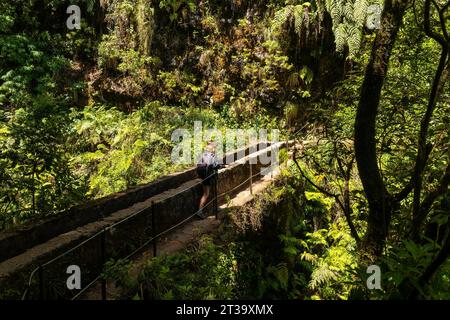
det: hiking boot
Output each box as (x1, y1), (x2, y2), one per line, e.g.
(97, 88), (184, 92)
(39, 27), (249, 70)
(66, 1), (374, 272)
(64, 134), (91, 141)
(196, 209), (207, 219)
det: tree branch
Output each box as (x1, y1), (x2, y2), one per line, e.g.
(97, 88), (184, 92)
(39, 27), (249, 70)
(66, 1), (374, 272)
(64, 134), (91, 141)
(293, 156), (339, 199)
(415, 164), (450, 230)
(408, 233), (450, 299)
(423, 0), (448, 47)
(436, 0), (449, 40)
(424, 0), (448, 48)
(411, 49), (449, 231)
(293, 153), (360, 243)
(395, 8), (449, 204)
(394, 145), (433, 202)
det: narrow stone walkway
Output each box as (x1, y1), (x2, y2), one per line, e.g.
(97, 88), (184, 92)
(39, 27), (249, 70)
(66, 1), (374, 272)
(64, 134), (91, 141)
(80, 167), (281, 300)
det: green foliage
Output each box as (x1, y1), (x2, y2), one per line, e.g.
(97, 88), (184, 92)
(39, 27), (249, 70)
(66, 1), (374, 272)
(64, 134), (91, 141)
(325, 0), (383, 58)
(156, 70), (205, 106)
(228, 39), (293, 120)
(97, 0), (156, 97)
(271, 3), (312, 37)
(138, 236), (237, 299)
(273, 166), (360, 300)
(0, 97), (85, 228)
(0, 0), (91, 228)
(69, 102), (222, 197)
(299, 221), (358, 299)
(102, 258), (136, 293)
(270, 0), (324, 53)
(291, 6), (450, 300)
(159, 0), (196, 22)
(270, 0), (382, 59)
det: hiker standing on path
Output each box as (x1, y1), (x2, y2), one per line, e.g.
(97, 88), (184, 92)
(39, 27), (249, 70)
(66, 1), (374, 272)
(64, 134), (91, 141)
(196, 141), (222, 219)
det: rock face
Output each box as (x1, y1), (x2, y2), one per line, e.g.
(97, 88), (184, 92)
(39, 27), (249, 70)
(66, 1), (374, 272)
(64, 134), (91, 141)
(0, 142), (287, 299)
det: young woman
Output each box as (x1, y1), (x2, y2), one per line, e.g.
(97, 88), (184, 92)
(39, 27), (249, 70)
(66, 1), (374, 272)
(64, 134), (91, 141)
(196, 141), (221, 218)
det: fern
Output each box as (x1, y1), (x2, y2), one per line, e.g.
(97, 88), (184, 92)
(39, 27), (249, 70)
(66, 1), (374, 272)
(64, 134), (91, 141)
(271, 4), (311, 42)
(267, 263), (290, 290)
(300, 251), (318, 264)
(309, 262), (338, 290)
(353, 0), (370, 25)
(335, 23), (347, 52)
(271, 0), (382, 58)
(325, 0), (383, 58)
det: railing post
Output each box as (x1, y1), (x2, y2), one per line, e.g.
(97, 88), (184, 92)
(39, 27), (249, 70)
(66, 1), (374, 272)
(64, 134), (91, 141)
(101, 228), (107, 300)
(214, 170), (218, 219)
(151, 201), (157, 257)
(249, 162), (253, 195)
(38, 265), (45, 300)
(270, 144), (273, 179)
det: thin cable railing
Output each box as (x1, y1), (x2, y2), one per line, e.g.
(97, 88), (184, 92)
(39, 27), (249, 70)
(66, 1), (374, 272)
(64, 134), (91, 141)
(21, 170), (219, 299)
(20, 155), (276, 300)
(70, 274), (102, 300)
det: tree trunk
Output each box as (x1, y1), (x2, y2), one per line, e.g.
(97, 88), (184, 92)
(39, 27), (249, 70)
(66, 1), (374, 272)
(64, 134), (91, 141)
(354, 0), (410, 259)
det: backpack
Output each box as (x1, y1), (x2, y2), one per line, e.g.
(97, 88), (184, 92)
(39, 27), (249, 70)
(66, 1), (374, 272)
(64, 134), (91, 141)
(196, 151), (217, 180)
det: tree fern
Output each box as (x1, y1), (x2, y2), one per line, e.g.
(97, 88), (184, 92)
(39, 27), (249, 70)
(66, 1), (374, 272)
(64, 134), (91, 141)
(325, 0), (383, 58)
(271, 0), (382, 58)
